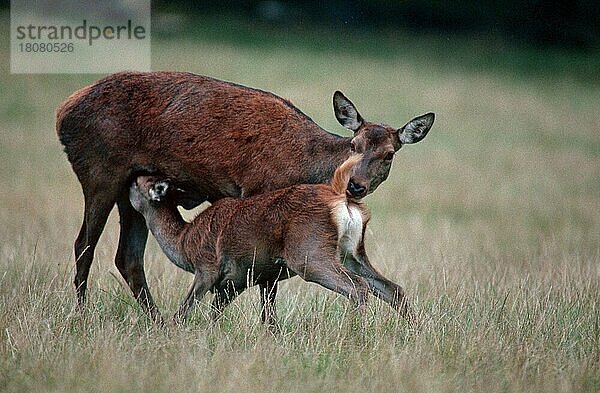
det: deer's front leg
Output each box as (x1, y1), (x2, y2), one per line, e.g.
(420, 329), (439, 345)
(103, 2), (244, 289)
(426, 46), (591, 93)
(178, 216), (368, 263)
(343, 243), (413, 321)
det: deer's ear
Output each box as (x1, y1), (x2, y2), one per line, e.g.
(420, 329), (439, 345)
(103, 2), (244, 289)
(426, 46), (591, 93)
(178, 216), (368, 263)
(333, 91), (363, 132)
(398, 113), (435, 144)
(149, 181), (169, 201)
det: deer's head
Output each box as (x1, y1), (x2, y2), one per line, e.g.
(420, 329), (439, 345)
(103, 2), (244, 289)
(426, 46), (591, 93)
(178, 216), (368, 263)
(333, 91), (435, 198)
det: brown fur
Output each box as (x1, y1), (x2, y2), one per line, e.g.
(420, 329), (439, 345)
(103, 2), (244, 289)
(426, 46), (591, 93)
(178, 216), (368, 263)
(57, 71), (433, 322)
(330, 154), (362, 195)
(129, 156), (413, 325)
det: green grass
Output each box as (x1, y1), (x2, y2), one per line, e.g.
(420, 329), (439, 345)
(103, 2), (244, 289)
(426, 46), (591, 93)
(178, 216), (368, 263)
(1, 12), (599, 393)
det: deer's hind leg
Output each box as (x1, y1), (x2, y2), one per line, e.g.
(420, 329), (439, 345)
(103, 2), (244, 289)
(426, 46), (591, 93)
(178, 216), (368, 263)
(115, 195), (163, 323)
(74, 187), (116, 309)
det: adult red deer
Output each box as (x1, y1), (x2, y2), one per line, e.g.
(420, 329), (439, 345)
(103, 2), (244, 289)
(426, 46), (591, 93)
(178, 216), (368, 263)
(56, 71), (434, 323)
(128, 155), (413, 326)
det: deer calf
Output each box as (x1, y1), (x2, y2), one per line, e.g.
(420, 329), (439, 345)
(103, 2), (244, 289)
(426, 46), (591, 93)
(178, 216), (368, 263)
(129, 155), (412, 325)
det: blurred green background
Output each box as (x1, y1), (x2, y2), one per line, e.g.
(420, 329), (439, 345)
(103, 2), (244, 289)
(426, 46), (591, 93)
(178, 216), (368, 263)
(154, 1), (600, 49)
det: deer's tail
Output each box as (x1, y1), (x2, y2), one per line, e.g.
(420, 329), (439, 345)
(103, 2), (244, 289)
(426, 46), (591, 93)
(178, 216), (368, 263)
(330, 154), (362, 196)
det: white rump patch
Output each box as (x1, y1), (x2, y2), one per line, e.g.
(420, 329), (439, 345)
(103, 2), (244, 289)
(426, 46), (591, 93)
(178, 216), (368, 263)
(332, 202), (364, 254)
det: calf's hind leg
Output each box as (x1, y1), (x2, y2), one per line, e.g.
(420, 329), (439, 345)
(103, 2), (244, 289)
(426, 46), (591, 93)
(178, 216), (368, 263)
(115, 196), (162, 323)
(259, 281), (279, 328)
(210, 281), (245, 322)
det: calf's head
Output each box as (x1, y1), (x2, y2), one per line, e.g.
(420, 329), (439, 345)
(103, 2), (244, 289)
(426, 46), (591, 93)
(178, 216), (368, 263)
(129, 176), (171, 214)
(333, 91), (435, 198)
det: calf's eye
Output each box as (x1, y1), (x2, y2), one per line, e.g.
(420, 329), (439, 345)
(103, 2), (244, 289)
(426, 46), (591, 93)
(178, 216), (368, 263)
(384, 152), (394, 161)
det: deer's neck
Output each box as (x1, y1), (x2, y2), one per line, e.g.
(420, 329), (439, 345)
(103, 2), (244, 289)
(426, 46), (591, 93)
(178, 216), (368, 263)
(143, 205), (194, 273)
(307, 131), (352, 183)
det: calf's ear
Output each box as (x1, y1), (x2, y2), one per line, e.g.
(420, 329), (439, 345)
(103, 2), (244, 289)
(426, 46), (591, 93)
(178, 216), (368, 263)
(398, 112), (435, 144)
(149, 181), (169, 201)
(333, 91), (363, 132)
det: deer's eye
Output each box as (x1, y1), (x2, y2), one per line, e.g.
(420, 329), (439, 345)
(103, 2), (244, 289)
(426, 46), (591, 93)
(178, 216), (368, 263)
(384, 151), (394, 161)
(350, 141), (356, 152)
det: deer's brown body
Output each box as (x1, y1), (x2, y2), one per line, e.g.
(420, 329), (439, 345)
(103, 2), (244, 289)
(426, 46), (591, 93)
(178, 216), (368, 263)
(57, 71), (433, 322)
(129, 156), (412, 325)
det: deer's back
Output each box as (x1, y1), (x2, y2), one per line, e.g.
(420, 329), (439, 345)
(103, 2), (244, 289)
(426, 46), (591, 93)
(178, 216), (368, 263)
(56, 71), (339, 200)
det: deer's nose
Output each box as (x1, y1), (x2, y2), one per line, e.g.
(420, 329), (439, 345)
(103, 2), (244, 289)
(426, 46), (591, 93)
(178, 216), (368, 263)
(347, 180), (367, 198)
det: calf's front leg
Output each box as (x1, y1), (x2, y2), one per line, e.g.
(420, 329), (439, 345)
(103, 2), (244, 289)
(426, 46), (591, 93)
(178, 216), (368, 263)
(173, 270), (218, 324)
(343, 243), (414, 321)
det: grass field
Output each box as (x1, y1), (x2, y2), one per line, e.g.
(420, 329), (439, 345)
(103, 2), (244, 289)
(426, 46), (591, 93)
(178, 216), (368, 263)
(1, 12), (599, 392)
